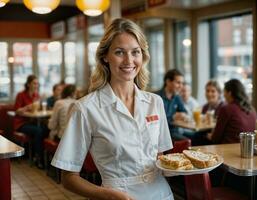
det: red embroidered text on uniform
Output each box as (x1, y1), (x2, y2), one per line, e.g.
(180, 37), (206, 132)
(146, 115), (159, 122)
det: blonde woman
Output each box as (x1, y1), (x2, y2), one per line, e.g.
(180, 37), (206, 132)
(52, 18), (173, 200)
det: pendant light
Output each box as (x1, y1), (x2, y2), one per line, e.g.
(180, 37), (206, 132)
(0, 0), (9, 8)
(23, 0), (60, 14)
(76, 0), (110, 17)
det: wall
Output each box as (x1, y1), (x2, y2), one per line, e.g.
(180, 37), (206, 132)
(0, 21), (50, 38)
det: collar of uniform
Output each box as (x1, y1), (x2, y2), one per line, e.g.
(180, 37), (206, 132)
(134, 85), (151, 104)
(99, 83), (118, 108)
(99, 83), (151, 108)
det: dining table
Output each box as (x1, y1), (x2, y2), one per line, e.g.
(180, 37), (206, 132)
(19, 110), (53, 126)
(173, 119), (215, 132)
(193, 143), (257, 200)
(0, 135), (24, 200)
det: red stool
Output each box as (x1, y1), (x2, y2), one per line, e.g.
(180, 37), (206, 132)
(43, 138), (60, 183)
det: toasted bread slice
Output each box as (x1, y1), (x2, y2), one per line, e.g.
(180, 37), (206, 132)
(159, 153), (194, 170)
(182, 150), (219, 169)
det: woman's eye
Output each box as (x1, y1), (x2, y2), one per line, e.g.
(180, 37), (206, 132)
(115, 50), (124, 56)
(132, 50), (141, 56)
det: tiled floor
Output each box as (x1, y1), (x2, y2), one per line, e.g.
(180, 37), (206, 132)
(11, 159), (88, 200)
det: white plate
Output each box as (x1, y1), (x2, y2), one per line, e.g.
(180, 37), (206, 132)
(156, 156), (223, 177)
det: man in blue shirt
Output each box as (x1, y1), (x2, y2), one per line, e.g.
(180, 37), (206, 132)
(155, 69), (188, 140)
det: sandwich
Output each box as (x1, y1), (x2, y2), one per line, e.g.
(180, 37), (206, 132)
(159, 153), (194, 170)
(182, 150), (219, 169)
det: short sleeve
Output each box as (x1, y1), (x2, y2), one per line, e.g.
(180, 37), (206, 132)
(51, 103), (92, 172)
(157, 96), (173, 152)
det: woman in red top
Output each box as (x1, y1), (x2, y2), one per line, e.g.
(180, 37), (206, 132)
(207, 79), (256, 143)
(14, 75), (48, 168)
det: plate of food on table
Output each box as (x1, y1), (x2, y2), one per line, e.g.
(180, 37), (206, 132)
(156, 149), (223, 176)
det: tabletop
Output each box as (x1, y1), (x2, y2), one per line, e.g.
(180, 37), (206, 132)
(173, 120), (215, 132)
(20, 110), (53, 118)
(0, 135), (24, 159)
(193, 143), (257, 176)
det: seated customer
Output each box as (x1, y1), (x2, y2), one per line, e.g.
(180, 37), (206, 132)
(48, 84), (77, 141)
(202, 80), (224, 117)
(14, 75), (48, 168)
(155, 69), (188, 140)
(207, 79), (256, 144)
(46, 83), (63, 109)
(180, 83), (199, 117)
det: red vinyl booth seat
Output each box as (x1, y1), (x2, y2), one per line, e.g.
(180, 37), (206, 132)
(165, 139), (192, 154)
(43, 138), (60, 183)
(184, 173), (248, 200)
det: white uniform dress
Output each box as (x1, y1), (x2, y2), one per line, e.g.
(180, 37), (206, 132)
(51, 83), (174, 200)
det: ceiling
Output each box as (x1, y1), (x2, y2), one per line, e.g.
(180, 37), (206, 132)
(0, 0), (237, 23)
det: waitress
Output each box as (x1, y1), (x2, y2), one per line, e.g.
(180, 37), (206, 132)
(51, 18), (174, 200)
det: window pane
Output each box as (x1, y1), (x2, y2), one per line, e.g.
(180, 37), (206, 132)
(88, 23), (104, 72)
(145, 19), (165, 90)
(0, 42), (10, 100)
(215, 14), (253, 97)
(64, 42), (76, 84)
(38, 42), (62, 96)
(175, 22), (192, 84)
(13, 42), (33, 97)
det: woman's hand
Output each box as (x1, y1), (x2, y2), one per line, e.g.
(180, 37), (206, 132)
(206, 132), (213, 141)
(101, 188), (135, 200)
(173, 112), (187, 121)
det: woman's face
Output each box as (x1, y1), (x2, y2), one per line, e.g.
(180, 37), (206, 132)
(104, 32), (143, 85)
(205, 85), (220, 105)
(28, 79), (39, 93)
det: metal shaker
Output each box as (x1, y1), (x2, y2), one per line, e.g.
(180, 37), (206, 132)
(239, 132), (255, 158)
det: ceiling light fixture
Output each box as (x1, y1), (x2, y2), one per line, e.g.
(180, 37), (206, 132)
(23, 0), (60, 14)
(0, 0), (9, 8)
(76, 0), (110, 17)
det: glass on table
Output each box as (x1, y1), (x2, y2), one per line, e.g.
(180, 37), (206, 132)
(31, 101), (40, 113)
(193, 108), (201, 126)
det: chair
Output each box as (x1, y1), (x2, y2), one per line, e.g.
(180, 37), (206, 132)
(184, 173), (248, 200)
(7, 110), (33, 165)
(0, 104), (15, 136)
(43, 138), (61, 183)
(165, 139), (192, 154)
(81, 153), (100, 185)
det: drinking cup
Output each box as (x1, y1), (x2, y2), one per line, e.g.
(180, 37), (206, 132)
(206, 110), (214, 125)
(239, 132), (255, 158)
(193, 109), (201, 126)
(31, 101), (39, 113)
(42, 101), (47, 112)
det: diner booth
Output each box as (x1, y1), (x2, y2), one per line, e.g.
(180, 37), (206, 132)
(0, 0), (256, 199)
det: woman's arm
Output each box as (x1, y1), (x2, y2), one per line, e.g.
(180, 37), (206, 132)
(62, 171), (135, 200)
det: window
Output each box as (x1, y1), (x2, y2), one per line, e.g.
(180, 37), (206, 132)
(213, 14), (253, 97)
(175, 22), (192, 84)
(0, 42), (9, 100)
(246, 28), (253, 44)
(64, 42), (76, 84)
(88, 23), (104, 73)
(233, 29), (241, 45)
(38, 42), (62, 96)
(144, 18), (165, 90)
(13, 42), (33, 97)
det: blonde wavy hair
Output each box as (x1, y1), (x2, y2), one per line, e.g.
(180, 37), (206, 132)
(89, 18), (150, 93)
